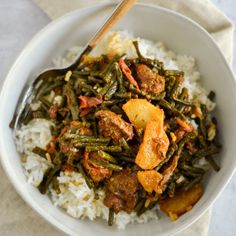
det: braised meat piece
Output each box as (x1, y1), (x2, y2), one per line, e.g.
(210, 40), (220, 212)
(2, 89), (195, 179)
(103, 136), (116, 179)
(95, 110), (134, 143)
(136, 64), (165, 94)
(82, 152), (112, 183)
(104, 169), (139, 213)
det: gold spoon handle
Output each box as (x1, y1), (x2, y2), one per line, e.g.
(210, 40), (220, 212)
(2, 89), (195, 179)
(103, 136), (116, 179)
(89, 0), (136, 48)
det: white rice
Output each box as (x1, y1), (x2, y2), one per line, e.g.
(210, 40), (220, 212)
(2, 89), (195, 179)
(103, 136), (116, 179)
(14, 30), (215, 229)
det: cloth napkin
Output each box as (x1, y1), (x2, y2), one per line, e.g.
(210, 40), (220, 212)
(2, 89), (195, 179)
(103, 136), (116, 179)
(0, 0), (234, 235)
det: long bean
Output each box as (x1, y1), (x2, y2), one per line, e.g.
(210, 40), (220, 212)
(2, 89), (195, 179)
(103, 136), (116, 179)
(32, 146), (47, 158)
(85, 146), (122, 152)
(108, 208), (115, 226)
(38, 165), (61, 194)
(88, 159), (122, 171)
(98, 150), (117, 163)
(205, 155), (220, 172)
(77, 163), (94, 189)
(63, 82), (79, 120)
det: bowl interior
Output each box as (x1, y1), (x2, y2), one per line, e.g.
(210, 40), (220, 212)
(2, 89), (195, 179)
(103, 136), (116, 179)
(0, 3), (236, 236)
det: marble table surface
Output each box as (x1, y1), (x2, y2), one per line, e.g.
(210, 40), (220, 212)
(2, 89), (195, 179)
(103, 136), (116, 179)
(0, 0), (235, 235)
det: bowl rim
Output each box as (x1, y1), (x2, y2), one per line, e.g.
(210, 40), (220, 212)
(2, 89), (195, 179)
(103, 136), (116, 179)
(0, 2), (236, 236)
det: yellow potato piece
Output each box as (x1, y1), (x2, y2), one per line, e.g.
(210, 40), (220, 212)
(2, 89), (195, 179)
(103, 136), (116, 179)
(135, 120), (169, 169)
(122, 99), (163, 129)
(137, 170), (163, 193)
(159, 183), (203, 220)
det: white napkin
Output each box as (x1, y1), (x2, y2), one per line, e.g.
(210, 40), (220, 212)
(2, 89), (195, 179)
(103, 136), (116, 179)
(0, 0), (234, 235)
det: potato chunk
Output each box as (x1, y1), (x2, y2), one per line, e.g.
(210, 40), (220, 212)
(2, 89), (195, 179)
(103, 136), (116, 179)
(137, 170), (163, 193)
(159, 183), (203, 220)
(122, 99), (163, 129)
(135, 120), (169, 169)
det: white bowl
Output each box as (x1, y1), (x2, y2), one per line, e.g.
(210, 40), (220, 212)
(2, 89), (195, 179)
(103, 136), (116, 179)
(0, 3), (236, 236)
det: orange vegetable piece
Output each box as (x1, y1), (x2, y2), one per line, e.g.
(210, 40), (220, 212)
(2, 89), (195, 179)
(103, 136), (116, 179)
(122, 99), (164, 129)
(135, 120), (169, 169)
(137, 170), (163, 193)
(175, 117), (193, 133)
(119, 59), (140, 90)
(159, 183), (203, 220)
(79, 96), (103, 109)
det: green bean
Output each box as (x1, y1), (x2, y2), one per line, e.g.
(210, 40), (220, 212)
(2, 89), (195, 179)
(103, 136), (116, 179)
(88, 159), (122, 171)
(75, 70), (92, 76)
(177, 132), (196, 155)
(39, 97), (51, 108)
(110, 105), (123, 114)
(137, 202), (156, 216)
(150, 92), (166, 101)
(201, 104), (208, 118)
(116, 64), (126, 93)
(180, 164), (205, 175)
(23, 106), (33, 125)
(53, 152), (65, 165)
(77, 163), (94, 189)
(41, 80), (64, 96)
(179, 87), (189, 100)
(166, 76), (176, 97)
(133, 41), (143, 58)
(91, 122), (98, 138)
(81, 84), (98, 96)
(101, 54), (124, 80)
(165, 70), (184, 77)
(208, 91), (215, 101)
(118, 156), (135, 163)
(134, 199), (145, 213)
(72, 137), (111, 143)
(181, 170), (201, 178)
(192, 145), (220, 164)
(156, 143), (178, 171)
(74, 142), (107, 148)
(173, 98), (193, 106)
(102, 99), (124, 106)
(167, 181), (176, 197)
(85, 146), (122, 152)
(104, 80), (118, 100)
(32, 111), (47, 119)
(98, 150), (117, 163)
(205, 155), (220, 172)
(87, 76), (103, 84)
(38, 165), (61, 194)
(99, 80), (114, 96)
(159, 99), (186, 119)
(108, 208), (115, 226)
(63, 82), (79, 120)
(120, 138), (131, 151)
(9, 114), (17, 129)
(114, 92), (132, 99)
(170, 76), (183, 99)
(32, 146), (47, 158)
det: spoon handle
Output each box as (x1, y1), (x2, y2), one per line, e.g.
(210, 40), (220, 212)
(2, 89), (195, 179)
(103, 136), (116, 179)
(89, 0), (136, 48)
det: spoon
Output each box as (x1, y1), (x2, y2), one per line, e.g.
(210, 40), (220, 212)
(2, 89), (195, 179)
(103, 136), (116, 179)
(12, 0), (136, 129)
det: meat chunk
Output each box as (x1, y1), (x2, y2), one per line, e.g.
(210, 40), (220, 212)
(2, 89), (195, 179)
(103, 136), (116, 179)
(82, 152), (112, 183)
(95, 110), (134, 143)
(79, 127), (93, 136)
(104, 169), (139, 213)
(136, 64), (165, 94)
